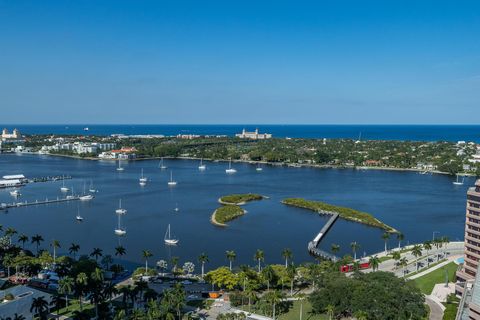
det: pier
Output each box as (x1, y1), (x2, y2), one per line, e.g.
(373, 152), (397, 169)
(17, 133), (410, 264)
(307, 213), (340, 261)
(0, 196), (81, 211)
(29, 175), (72, 183)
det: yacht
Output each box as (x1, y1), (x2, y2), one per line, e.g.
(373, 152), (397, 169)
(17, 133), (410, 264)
(164, 224), (178, 245)
(159, 158), (167, 170)
(79, 182), (94, 201)
(198, 159), (206, 171)
(139, 169), (148, 184)
(66, 188), (76, 200)
(115, 199), (127, 215)
(60, 176), (70, 192)
(225, 159), (237, 174)
(167, 171), (177, 186)
(116, 160), (124, 171)
(453, 175), (465, 185)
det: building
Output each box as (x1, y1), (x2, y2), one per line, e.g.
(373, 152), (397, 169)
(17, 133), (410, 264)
(456, 264), (480, 319)
(235, 128), (272, 140)
(98, 147), (137, 159)
(457, 179), (480, 295)
(1, 128), (25, 145)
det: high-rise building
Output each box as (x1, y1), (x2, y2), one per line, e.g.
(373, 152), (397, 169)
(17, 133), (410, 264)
(457, 179), (480, 295)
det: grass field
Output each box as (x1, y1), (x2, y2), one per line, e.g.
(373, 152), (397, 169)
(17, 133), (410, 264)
(279, 300), (328, 320)
(413, 262), (458, 295)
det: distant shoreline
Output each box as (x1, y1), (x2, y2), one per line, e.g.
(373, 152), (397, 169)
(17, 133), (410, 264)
(18, 151), (470, 176)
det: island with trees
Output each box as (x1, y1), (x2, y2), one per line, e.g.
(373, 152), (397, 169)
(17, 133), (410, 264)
(218, 193), (264, 205)
(211, 205), (246, 227)
(282, 198), (398, 233)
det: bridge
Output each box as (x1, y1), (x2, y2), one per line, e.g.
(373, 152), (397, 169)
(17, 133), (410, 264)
(307, 212), (340, 261)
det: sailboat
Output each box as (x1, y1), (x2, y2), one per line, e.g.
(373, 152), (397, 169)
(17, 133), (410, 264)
(198, 159), (206, 171)
(225, 158), (237, 174)
(256, 163), (263, 171)
(66, 187), (75, 200)
(139, 168), (148, 184)
(116, 160), (124, 171)
(159, 158), (167, 170)
(164, 224), (178, 245)
(88, 180), (97, 193)
(174, 203), (179, 212)
(76, 207), (83, 221)
(10, 189), (21, 197)
(60, 175), (70, 192)
(453, 174), (465, 185)
(167, 171), (177, 186)
(115, 199), (127, 215)
(79, 182), (94, 201)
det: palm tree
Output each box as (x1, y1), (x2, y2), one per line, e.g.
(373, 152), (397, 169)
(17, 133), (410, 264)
(423, 240), (432, 267)
(369, 255), (380, 271)
(261, 265), (275, 291)
(326, 304), (335, 320)
(254, 249), (265, 272)
(354, 311), (368, 320)
(198, 253), (209, 278)
(350, 242), (360, 260)
(5, 227), (17, 244)
(266, 290), (284, 320)
(399, 257), (408, 277)
(226, 250), (236, 271)
(330, 244), (340, 255)
(51, 239), (61, 264)
(397, 232), (404, 250)
(90, 247), (103, 262)
(286, 263), (296, 296)
(50, 294), (63, 319)
(142, 250), (153, 273)
(69, 243), (80, 260)
(411, 244), (422, 271)
(171, 256), (179, 273)
(91, 267), (104, 319)
(281, 248), (293, 268)
(30, 296), (49, 319)
(31, 234), (44, 255)
(392, 251), (401, 269)
(76, 272), (88, 310)
(18, 234), (28, 249)
(382, 232), (390, 254)
(58, 276), (74, 311)
(12, 314), (26, 320)
(115, 245), (126, 258)
(442, 236), (450, 259)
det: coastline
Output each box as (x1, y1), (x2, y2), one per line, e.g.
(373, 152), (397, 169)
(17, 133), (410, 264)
(210, 209), (227, 227)
(19, 152), (467, 176)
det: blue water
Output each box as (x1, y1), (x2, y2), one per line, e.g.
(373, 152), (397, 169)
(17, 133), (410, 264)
(0, 154), (470, 269)
(2, 124), (480, 142)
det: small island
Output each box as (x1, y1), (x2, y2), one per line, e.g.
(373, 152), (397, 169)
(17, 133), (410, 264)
(282, 198), (397, 233)
(211, 205), (245, 227)
(218, 193), (264, 205)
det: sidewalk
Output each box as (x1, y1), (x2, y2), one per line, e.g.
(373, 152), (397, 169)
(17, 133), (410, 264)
(407, 255), (459, 280)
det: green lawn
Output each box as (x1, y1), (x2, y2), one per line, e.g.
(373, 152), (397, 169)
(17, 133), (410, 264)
(413, 262), (458, 295)
(279, 300), (328, 320)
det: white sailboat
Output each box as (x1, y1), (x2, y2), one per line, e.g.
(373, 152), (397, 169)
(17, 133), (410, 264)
(10, 189), (21, 197)
(115, 199), (127, 215)
(159, 158), (167, 170)
(453, 174), (465, 185)
(198, 158), (206, 171)
(88, 180), (97, 193)
(60, 175), (70, 192)
(256, 164), (263, 171)
(66, 187), (75, 200)
(167, 171), (177, 186)
(76, 207), (83, 221)
(174, 203), (179, 212)
(116, 160), (124, 171)
(225, 158), (237, 174)
(139, 168), (148, 184)
(164, 224), (178, 245)
(79, 182), (94, 201)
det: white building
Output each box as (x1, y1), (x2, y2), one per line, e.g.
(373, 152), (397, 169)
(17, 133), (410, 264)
(470, 146), (480, 164)
(235, 128), (272, 140)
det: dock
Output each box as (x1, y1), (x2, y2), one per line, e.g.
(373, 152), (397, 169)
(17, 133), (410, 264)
(307, 213), (340, 261)
(0, 196), (81, 211)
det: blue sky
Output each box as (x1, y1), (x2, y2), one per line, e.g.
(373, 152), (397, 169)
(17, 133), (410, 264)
(1, 0), (479, 124)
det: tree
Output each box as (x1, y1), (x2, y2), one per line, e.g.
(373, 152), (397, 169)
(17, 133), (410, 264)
(183, 262), (195, 275)
(31, 234), (44, 255)
(205, 267), (239, 290)
(198, 253), (209, 278)
(397, 233), (404, 250)
(286, 263), (296, 296)
(30, 296), (49, 320)
(411, 245), (423, 271)
(58, 276), (74, 311)
(254, 249), (265, 272)
(5, 227), (17, 244)
(350, 242), (360, 260)
(399, 257), (408, 277)
(330, 244), (340, 255)
(226, 250), (236, 271)
(101, 254), (113, 270)
(423, 241), (432, 267)
(369, 255), (380, 271)
(18, 234), (28, 249)
(115, 245), (126, 258)
(69, 243), (80, 260)
(261, 265), (277, 291)
(171, 256), (179, 273)
(157, 259), (168, 275)
(50, 294), (63, 318)
(265, 290), (284, 320)
(90, 247), (103, 262)
(76, 272), (89, 310)
(142, 250), (153, 273)
(281, 248), (293, 268)
(382, 232), (390, 254)
(51, 239), (61, 264)
(392, 251), (401, 269)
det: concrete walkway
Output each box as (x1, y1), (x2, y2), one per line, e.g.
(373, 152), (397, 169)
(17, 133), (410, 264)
(407, 255), (460, 280)
(425, 296), (444, 320)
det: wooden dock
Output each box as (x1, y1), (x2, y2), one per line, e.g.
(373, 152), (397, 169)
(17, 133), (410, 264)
(0, 196), (81, 210)
(307, 213), (340, 261)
